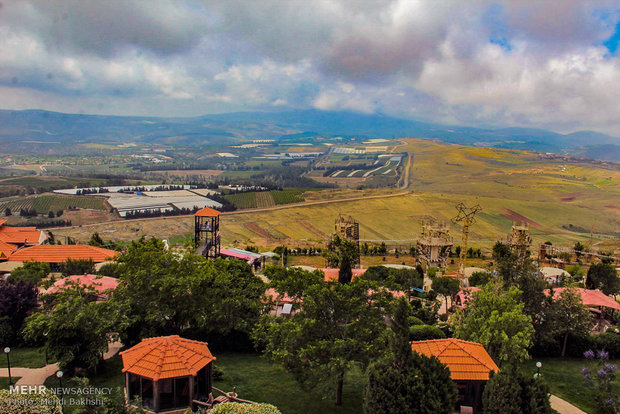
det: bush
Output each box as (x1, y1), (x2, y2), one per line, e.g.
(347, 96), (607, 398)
(410, 325), (446, 341)
(596, 331), (620, 359)
(209, 403), (281, 414)
(0, 388), (62, 413)
(469, 271), (492, 287)
(482, 369), (552, 414)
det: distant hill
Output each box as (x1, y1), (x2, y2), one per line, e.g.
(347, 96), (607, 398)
(1, 108), (619, 159)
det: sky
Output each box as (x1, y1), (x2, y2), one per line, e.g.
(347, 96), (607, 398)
(1, 0), (620, 135)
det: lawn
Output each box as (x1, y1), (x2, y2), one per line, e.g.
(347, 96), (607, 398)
(41, 353), (364, 414)
(520, 358), (620, 414)
(0, 347), (52, 369)
(0, 377), (21, 389)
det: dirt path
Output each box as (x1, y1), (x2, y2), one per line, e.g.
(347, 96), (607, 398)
(0, 340), (122, 386)
(550, 395), (587, 414)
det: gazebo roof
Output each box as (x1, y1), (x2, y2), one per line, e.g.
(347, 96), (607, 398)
(411, 338), (498, 381)
(544, 288), (620, 311)
(194, 207), (220, 217)
(120, 335), (216, 381)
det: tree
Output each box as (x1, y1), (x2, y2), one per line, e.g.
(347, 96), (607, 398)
(110, 238), (264, 346)
(0, 279), (38, 345)
(60, 258), (95, 276)
(209, 403), (281, 414)
(549, 288), (593, 357)
(364, 298), (457, 413)
(323, 235), (359, 284)
(253, 279), (391, 406)
(23, 284), (120, 373)
(362, 266), (422, 292)
(4, 207), (10, 216)
(7, 260), (50, 285)
(48, 210), (55, 218)
(451, 281), (534, 365)
(469, 271), (492, 287)
(482, 368), (552, 414)
(586, 263), (620, 295)
(432, 276), (460, 313)
(574, 241), (586, 259)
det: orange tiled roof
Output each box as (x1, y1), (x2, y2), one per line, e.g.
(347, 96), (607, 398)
(0, 240), (18, 259)
(544, 287), (620, 311)
(8, 245), (118, 263)
(0, 226), (46, 245)
(411, 338), (499, 381)
(120, 335), (216, 380)
(194, 207), (220, 217)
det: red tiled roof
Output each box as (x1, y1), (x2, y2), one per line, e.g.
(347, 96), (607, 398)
(120, 335), (216, 381)
(411, 338), (499, 381)
(45, 274), (120, 295)
(455, 287), (481, 309)
(0, 226), (46, 245)
(264, 288), (295, 304)
(194, 207), (220, 217)
(544, 288), (620, 311)
(321, 268), (367, 282)
(0, 240), (18, 259)
(8, 245), (118, 263)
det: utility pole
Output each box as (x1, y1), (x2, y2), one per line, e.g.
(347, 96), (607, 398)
(452, 202), (482, 285)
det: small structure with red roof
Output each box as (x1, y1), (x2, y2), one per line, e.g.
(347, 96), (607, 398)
(194, 208), (220, 259)
(120, 335), (216, 412)
(320, 267), (367, 282)
(44, 274), (120, 299)
(411, 338), (499, 413)
(455, 287), (481, 309)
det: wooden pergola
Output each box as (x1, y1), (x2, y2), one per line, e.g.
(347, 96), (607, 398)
(120, 335), (216, 413)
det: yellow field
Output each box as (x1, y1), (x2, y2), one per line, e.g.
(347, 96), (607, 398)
(53, 139), (620, 252)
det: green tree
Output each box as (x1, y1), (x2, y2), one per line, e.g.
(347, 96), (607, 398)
(452, 281), (534, 365)
(0, 280), (38, 345)
(60, 258), (95, 276)
(208, 403), (281, 414)
(7, 260), (50, 285)
(586, 263), (620, 295)
(469, 271), (492, 287)
(549, 288), (593, 357)
(23, 284), (121, 373)
(482, 368), (552, 414)
(4, 207), (11, 216)
(323, 235), (359, 284)
(88, 232), (106, 247)
(432, 276), (460, 313)
(253, 279), (391, 406)
(364, 298), (456, 413)
(574, 241), (586, 259)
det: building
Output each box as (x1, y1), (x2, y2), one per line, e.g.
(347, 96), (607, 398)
(7, 244), (118, 270)
(411, 338), (499, 413)
(44, 274), (120, 299)
(416, 221), (453, 269)
(0, 220), (47, 247)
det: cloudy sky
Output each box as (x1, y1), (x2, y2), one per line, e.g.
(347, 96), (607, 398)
(1, 1), (620, 135)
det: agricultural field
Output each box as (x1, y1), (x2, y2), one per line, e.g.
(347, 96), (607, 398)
(0, 194), (107, 214)
(224, 189), (307, 209)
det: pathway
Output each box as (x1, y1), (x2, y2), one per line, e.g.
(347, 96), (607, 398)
(0, 340), (122, 387)
(550, 395), (587, 414)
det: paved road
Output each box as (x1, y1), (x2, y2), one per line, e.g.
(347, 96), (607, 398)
(0, 340), (122, 386)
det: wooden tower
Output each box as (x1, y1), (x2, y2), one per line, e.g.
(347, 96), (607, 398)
(194, 208), (221, 259)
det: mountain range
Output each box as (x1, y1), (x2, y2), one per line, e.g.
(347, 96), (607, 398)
(1, 109), (619, 161)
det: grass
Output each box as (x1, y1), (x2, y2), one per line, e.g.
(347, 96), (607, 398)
(0, 377), (21, 389)
(214, 353), (364, 414)
(0, 347), (52, 369)
(40, 353), (364, 414)
(520, 358), (620, 414)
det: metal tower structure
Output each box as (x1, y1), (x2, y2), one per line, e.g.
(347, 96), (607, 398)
(452, 203), (482, 282)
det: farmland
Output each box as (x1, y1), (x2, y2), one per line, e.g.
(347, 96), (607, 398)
(52, 139), (620, 253)
(224, 189), (307, 209)
(0, 194), (107, 214)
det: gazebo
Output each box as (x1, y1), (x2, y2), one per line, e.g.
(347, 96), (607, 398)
(411, 338), (499, 413)
(120, 335), (216, 412)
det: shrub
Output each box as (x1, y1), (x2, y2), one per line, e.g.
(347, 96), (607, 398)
(482, 369), (552, 414)
(409, 325), (446, 341)
(0, 388), (62, 413)
(209, 403), (282, 414)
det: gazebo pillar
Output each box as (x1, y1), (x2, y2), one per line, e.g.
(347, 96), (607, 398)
(153, 380), (160, 412)
(189, 375), (195, 405)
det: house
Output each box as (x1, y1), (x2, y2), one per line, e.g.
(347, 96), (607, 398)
(411, 338), (499, 413)
(8, 244), (118, 270)
(220, 248), (263, 270)
(0, 220), (47, 247)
